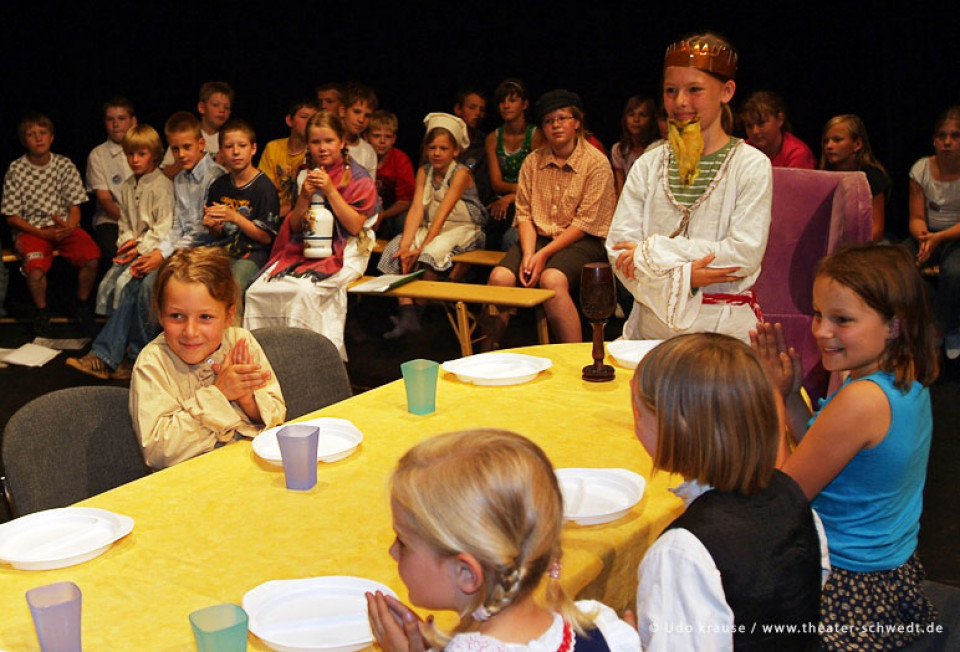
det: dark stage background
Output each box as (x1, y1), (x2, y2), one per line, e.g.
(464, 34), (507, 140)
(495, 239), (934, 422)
(0, 2), (951, 240)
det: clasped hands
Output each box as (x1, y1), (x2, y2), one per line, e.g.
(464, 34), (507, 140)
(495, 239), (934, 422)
(213, 338), (272, 404)
(302, 167), (335, 196)
(40, 214), (74, 242)
(914, 229), (941, 267)
(365, 591), (429, 652)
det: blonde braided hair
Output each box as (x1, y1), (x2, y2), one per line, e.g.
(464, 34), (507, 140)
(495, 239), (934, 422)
(390, 430), (594, 645)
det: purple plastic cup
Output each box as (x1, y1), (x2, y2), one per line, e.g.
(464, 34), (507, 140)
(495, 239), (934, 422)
(26, 581), (82, 652)
(277, 424), (319, 490)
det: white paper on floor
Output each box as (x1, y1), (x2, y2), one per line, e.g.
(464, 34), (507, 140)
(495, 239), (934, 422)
(2, 343), (60, 367)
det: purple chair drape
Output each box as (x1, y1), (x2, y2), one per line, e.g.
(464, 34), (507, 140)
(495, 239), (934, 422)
(753, 168), (873, 401)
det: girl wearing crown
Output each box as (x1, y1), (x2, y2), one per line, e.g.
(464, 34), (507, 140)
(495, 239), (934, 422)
(606, 33), (773, 343)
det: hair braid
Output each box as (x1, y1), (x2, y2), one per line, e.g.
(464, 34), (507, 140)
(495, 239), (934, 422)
(340, 146), (351, 189)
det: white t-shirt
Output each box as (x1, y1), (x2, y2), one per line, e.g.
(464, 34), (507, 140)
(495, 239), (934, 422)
(85, 139), (133, 227)
(347, 139), (377, 183)
(910, 156), (960, 233)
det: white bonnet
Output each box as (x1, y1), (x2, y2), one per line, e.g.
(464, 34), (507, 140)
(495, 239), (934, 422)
(422, 112), (471, 150)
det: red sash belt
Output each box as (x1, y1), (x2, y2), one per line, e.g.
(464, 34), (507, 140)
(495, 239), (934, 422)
(702, 289), (764, 322)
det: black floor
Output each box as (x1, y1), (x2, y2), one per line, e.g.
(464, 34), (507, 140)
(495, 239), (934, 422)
(0, 268), (957, 587)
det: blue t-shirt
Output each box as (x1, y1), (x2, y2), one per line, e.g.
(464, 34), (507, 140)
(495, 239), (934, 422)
(810, 371), (931, 571)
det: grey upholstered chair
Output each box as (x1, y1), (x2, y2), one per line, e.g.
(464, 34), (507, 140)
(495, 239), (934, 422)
(252, 327), (352, 420)
(2, 386), (150, 516)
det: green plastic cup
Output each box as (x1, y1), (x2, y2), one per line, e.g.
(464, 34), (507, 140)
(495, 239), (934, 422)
(401, 359), (439, 415)
(189, 603), (248, 651)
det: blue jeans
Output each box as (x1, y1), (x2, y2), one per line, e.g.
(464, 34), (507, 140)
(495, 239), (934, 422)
(90, 270), (161, 368)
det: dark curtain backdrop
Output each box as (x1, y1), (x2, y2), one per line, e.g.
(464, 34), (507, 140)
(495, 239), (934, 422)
(0, 2), (949, 239)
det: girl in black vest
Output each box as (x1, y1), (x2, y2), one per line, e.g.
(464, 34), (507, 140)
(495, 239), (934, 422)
(631, 333), (825, 651)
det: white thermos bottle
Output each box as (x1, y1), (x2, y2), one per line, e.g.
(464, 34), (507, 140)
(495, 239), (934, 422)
(303, 181), (334, 259)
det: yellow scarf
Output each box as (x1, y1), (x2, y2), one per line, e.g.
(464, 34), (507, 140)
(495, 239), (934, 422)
(668, 117), (704, 187)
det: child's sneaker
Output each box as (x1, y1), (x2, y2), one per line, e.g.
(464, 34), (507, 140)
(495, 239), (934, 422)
(33, 308), (51, 338)
(65, 353), (110, 380)
(110, 358), (134, 380)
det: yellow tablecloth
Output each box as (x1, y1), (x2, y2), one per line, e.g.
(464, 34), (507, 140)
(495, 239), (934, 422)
(0, 343), (684, 650)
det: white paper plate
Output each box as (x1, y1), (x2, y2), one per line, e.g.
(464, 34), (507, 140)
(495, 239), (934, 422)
(253, 418), (364, 467)
(442, 353), (552, 386)
(244, 576), (398, 652)
(606, 340), (663, 369)
(0, 507), (134, 570)
(556, 468), (646, 526)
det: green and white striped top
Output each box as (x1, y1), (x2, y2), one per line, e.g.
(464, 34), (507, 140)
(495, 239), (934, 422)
(668, 138), (740, 206)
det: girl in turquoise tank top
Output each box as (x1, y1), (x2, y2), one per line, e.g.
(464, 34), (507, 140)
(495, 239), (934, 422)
(752, 243), (940, 650)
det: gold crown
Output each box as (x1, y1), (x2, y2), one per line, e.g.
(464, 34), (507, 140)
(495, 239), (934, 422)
(664, 41), (737, 79)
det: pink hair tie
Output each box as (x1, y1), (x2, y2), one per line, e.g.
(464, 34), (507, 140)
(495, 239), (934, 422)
(472, 604), (493, 622)
(548, 561), (562, 579)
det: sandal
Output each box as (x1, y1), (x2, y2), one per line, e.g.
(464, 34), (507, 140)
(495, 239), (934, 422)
(66, 353), (110, 380)
(110, 358), (134, 381)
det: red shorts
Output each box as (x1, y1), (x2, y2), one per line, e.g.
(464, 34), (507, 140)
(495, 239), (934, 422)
(15, 229), (101, 274)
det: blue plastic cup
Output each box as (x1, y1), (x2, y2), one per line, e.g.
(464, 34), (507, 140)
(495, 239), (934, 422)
(400, 359), (439, 415)
(277, 424), (319, 490)
(26, 581), (82, 652)
(189, 603), (248, 652)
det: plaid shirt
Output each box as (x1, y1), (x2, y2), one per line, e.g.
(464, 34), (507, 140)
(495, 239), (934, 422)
(515, 138), (615, 239)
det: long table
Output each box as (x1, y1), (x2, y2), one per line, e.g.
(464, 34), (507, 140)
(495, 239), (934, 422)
(0, 343), (684, 650)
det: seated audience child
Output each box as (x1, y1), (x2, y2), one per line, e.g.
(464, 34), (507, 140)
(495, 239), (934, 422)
(483, 90), (615, 347)
(632, 333), (826, 651)
(485, 78), (544, 251)
(740, 91), (816, 169)
(86, 96), (136, 263)
(258, 99), (318, 216)
(161, 81), (234, 179)
(752, 243), (939, 650)
(908, 106), (960, 357)
(607, 33), (772, 344)
(203, 119), (280, 290)
(1, 112), (99, 336)
(130, 111), (227, 283)
(611, 95), (659, 196)
(243, 110), (377, 359)
(339, 83), (378, 181)
(131, 247), (284, 470)
(453, 87), (492, 203)
(90, 124), (172, 318)
(819, 114), (889, 241)
(68, 124), (174, 379)
(315, 82), (345, 114)
(378, 113), (486, 339)
(366, 429), (639, 651)
(366, 110), (414, 237)
(69, 112), (226, 379)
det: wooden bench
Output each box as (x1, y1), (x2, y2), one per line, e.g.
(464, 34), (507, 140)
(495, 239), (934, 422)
(2, 248), (62, 264)
(451, 249), (505, 267)
(371, 242), (504, 267)
(349, 276), (554, 356)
